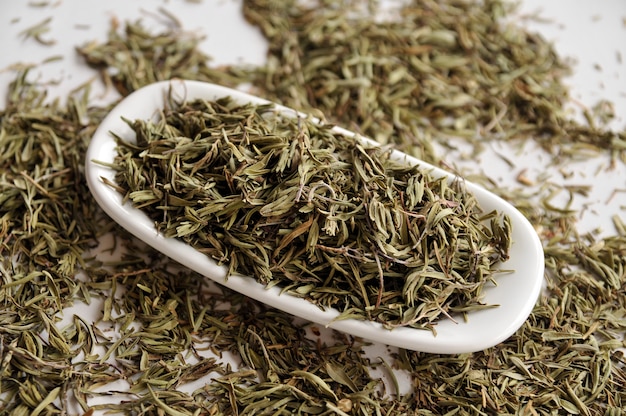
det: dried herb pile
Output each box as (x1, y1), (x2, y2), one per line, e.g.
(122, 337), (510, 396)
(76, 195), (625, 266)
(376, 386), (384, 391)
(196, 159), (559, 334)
(1, 0), (625, 415)
(113, 97), (510, 329)
(242, 0), (626, 164)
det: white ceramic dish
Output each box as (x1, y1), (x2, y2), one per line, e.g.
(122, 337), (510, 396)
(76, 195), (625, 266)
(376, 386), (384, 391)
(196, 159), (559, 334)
(85, 80), (544, 354)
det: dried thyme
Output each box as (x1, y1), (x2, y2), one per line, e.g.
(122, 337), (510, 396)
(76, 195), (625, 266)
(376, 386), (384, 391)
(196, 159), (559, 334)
(1, 0), (626, 414)
(110, 96), (510, 329)
(18, 16), (56, 46)
(76, 16), (249, 97)
(241, 0), (626, 165)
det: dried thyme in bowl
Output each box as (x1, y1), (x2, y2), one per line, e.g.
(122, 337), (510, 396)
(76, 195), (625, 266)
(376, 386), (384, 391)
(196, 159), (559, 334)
(111, 96), (511, 330)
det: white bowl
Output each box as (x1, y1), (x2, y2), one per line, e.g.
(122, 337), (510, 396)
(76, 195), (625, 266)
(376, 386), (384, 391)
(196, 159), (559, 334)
(85, 80), (544, 354)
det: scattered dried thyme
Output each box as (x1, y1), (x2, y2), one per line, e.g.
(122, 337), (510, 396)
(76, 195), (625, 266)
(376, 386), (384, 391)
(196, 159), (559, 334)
(242, 0), (626, 165)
